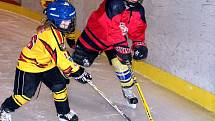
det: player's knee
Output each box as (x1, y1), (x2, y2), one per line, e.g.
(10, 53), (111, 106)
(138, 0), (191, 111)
(71, 45), (98, 67)
(105, 49), (117, 65)
(111, 57), (129, 73)
(51, 84), (66, 92)
(52, 84), (68, 102)
(71, 53), (92, 67)
(12, 95), (31, 106)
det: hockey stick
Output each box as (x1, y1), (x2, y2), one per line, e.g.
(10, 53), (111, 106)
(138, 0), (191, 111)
(87, 80), (131, 121)
(126, 62), (154, 121)
(134, 81), (154, 121)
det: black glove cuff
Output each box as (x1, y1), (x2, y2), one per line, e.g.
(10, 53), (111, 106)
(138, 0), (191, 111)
(66, 38), (76, 48)
(70, 67), (85, 78)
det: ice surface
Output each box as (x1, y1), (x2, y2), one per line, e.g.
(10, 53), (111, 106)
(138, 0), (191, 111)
(0, 9), (214, 121)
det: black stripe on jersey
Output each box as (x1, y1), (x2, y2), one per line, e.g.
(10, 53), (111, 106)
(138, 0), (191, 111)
(114, 40), (128, 47)
(86, 27), (109, 48)
(81, 30), (102, 51)
(50, 27), (65, 51)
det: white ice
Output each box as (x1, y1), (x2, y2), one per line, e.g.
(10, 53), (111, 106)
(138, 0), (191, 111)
(0, 9), (214, 121)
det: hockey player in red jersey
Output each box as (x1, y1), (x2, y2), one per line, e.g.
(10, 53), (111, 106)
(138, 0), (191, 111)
(0, 1), (91, 121)
(71, 0), (148, 109)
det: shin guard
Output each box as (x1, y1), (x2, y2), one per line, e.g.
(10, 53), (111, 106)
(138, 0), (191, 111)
(1, 95), (30, 112)
(52, 86), (70, 114)
(111, 58), (134, 88)
(12, 95), (30, 107)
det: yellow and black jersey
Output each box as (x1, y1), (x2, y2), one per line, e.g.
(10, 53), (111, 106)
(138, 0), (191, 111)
(17, 26), (80, 76)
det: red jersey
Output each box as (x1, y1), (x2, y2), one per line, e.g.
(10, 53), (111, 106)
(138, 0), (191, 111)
(78, 0), (147, 52)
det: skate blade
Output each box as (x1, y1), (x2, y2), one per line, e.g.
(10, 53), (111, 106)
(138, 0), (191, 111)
(127, 103), (137, 109)
(126, 101), (137, 109)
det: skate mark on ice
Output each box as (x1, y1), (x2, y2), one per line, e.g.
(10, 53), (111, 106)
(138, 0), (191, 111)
(81, 113), (120, 121)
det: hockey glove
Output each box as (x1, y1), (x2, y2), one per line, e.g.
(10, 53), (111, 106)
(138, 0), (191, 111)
(66, 38), (76, 49)
(72, 67), (92, 84)
(115, 46), (132, 65)
(133, 45), (148, 60)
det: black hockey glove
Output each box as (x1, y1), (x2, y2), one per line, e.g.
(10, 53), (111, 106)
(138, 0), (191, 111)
(72, 67), (92, 84)
(66, 38), (76, 49)
(133, 45), (148, 60)
(115, 46), (132, 65)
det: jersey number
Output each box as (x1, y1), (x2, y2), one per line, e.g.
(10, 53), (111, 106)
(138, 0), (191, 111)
(27, 34), (38, 49)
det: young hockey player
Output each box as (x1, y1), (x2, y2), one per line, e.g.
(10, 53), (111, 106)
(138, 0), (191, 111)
(40, 0), (80, 49)
(71, 0), (148, 109)
(0, 1), (91, 121)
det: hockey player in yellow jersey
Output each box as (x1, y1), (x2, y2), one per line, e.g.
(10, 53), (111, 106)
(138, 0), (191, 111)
(0, 1), (91, 121)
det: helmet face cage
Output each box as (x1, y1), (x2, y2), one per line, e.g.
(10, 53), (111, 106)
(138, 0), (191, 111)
(46, 1), (76, 33)
(67, 17), (76, 32)
(54, 17), (76, 33)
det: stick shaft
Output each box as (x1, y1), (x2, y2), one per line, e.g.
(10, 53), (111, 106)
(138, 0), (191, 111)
(135, 82), (154, 121)
(126, 62), (154, 121)
(87, 81), (131, 121)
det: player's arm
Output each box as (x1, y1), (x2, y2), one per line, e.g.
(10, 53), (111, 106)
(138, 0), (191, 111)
(106, 0), (127, 44)
(39, 30), (91, 84)
(54, 41), (92, 84)
(128, 4), (148, 60)
(106, 0), (132, 64)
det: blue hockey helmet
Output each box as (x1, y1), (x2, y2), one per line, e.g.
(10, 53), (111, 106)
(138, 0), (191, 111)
(46, 0), (76, 33)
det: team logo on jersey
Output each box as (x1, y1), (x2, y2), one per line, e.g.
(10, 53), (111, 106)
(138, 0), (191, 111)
(119, 22), (128, 36)
(27, 34), (38, 49)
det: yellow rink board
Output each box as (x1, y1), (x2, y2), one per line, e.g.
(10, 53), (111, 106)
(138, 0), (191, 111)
(133, 61), (215, 113)
(1, 1), (215, 113)
(0, 1), (42, 21)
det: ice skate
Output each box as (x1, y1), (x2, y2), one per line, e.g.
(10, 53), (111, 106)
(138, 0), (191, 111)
(57, 110), (78, 121)
(122, 87), (138, 109)
(0, 108), (11, 121)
